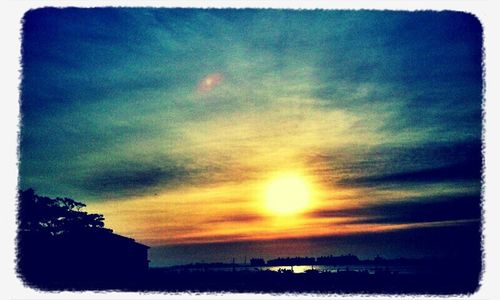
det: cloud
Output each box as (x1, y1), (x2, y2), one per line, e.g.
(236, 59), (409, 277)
(307, 139), (483, 187)
(338, 159), (482, 187)
(80, 160), (192, 197)
(308, 194), (481, 225)
(206, 214), (264, 224)
(311, 11), (482, 144)
(75, 157), (264, 199)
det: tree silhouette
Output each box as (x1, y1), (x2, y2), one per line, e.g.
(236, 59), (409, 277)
(18, 188), (111, 235)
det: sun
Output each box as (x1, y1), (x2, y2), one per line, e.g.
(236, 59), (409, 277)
(264, 173), (311, 216)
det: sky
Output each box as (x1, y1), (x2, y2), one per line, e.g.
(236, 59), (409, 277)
(19, 8), (483, 266)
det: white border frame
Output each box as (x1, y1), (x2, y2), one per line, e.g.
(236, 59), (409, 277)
(1, 1), (498, 299)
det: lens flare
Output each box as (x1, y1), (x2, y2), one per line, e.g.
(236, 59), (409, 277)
(197, 72), (223, 93)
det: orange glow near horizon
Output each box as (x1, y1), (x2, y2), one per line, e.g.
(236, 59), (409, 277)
(83, 161), (472, 248)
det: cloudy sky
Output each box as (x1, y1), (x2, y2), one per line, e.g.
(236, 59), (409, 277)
(20, 8), (482, 265)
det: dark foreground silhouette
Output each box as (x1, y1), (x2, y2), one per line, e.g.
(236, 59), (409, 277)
(23, 261), (480, 294)
(17, 189), (149, 287)
(17, 189), (481, 294)
(145, 266), (480, 294)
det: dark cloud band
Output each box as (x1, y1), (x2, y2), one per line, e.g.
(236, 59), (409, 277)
(308, 194), (481, 225)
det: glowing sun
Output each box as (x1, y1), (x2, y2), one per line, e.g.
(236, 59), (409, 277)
(264, 174), (311, 216)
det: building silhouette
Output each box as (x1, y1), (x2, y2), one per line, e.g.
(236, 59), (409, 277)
(18, 229), (149, 287)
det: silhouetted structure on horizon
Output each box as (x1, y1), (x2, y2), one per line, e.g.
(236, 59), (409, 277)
(316, 254), (360, 265)
(267, 256), (316, 266)
(247, 254), (361, 267)
(250, 258), (266, 266)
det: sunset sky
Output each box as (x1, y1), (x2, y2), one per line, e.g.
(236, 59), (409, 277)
(19, 9), (482, 266)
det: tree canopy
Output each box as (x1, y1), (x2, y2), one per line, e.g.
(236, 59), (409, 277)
(18, 188), (111, 235)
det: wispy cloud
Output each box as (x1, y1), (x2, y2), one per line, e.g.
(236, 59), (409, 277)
(308, 194), (481, 225)
(79, 160), (192, 197)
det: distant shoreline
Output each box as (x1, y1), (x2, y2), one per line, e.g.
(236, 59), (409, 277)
(153, 255), (451, 270)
